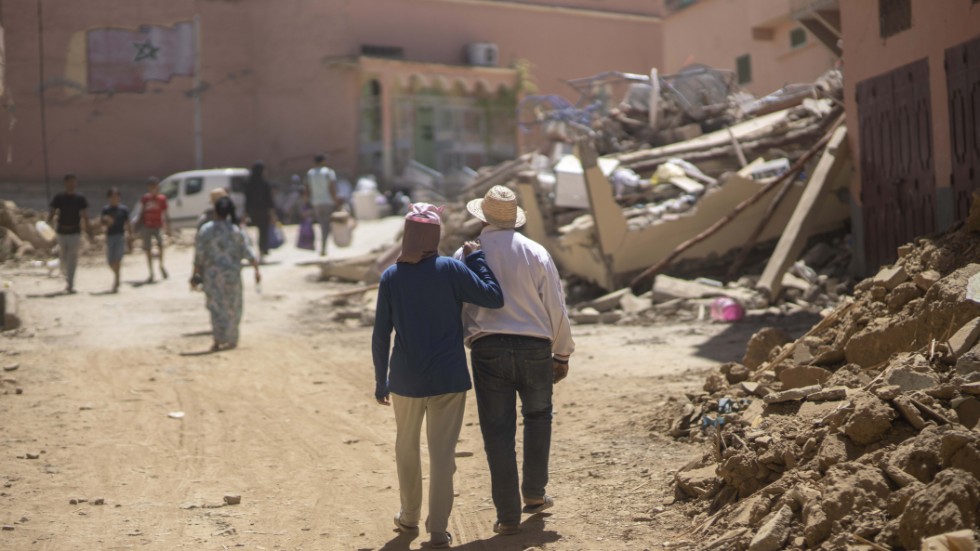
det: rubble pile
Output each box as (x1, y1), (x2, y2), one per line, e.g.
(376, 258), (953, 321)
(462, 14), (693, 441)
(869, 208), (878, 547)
(564, 234), (853, 326)
(0, 201), (56, 262)
(667, 220), (980, 549)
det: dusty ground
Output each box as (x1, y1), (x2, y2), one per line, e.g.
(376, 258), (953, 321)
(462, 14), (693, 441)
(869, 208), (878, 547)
(0, 219), (812, 550)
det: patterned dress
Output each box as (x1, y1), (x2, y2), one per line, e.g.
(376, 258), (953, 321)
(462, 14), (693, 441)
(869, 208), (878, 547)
(194, 220), (256, 347)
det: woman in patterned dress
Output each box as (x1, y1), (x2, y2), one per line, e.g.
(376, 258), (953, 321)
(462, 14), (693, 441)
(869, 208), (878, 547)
(192, 197), (261, 351)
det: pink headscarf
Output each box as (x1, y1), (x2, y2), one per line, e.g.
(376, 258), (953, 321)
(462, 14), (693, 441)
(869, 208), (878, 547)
(397, 203), (444, 264)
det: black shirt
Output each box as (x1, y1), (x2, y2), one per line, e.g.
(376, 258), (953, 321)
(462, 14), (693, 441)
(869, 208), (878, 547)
(101, 204), (130, 236)
(50, 193), (89, 234)
(244, 179), (273, 218)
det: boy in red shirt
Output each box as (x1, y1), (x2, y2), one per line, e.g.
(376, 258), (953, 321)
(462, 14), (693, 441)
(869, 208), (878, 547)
(139, 177), (170, 282)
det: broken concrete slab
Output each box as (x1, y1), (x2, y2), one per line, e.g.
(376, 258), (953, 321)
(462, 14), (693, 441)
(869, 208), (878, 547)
(914, 269), (941, 291)
(571, 307), (601, 324)
(764, 385), (822, 404)
(969, 272), (980, 304)
(873, 265), (908, 290)
(948, 317), (980, 359)
(807, 386), (847, 402)
(959, 382), (980, 395)
(778, 365), (831, 390)
(582, 288), (631, 313)
(748, 504), (793, 551)
(883, 364), (940, 393)
(651, 275), (724, 302)
(920, 530), (977, 551)
(619, 292), (652, 315)
(675, 464), (720, 498)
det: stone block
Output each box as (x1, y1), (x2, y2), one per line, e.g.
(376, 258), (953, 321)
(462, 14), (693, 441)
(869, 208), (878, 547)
(873, 265), (908, 290)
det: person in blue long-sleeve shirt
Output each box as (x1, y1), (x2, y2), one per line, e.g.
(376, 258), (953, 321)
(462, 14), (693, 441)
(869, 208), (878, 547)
(372, 203), (502, 549)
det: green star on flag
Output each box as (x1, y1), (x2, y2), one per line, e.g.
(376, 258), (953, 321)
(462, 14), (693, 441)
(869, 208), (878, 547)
(133, 39), (160, 62)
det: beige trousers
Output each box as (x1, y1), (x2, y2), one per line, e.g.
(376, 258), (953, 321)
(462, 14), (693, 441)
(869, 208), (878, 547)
(391, 391), (467, 534)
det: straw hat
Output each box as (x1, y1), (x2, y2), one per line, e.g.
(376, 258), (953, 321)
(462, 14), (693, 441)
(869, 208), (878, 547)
(466, 185), (526, 229)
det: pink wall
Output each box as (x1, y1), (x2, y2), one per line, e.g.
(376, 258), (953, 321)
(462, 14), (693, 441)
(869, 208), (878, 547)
(350, 0), (662, 99)
(662, 0), (837, 96)
(502, 0), (660, 16)
(0, 0), (361, 187)
(0, 0), (661, 186)
(840, 0), (980, 200)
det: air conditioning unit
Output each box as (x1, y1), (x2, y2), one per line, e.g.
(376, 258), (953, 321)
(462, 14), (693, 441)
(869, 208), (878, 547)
(467, 43), (499, 67)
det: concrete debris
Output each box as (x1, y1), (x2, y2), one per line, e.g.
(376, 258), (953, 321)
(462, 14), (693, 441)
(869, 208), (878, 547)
(915, 269), (941, 291)
(948, 317), (980, 359)
(872, 264), (908, 290)
(921, 530), (977, 551)
(742, 327), (791, 370)
(747, 505), (793, 551)
(664, 219), (980, 548)
(763, 384), (822, 404)
(0, 201), (56, 262)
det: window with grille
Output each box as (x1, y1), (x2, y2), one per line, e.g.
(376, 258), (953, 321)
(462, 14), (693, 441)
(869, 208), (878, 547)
(879, 0), (911, 38)
(790, 28), (807, 49)
(736, 54), (752, 85)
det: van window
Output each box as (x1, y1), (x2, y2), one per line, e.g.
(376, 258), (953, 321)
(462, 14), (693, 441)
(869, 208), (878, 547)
(230, 176), (246, 194)
(185, 177), (204, 195)
(161, 179), (179, 199)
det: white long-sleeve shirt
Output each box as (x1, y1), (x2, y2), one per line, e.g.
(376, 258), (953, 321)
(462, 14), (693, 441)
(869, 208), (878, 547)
(455, 226), (575, 359)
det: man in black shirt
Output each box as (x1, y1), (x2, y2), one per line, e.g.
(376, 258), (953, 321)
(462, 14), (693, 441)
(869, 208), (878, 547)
(48, 174), (91, 293)
(100, 187), (132, 293)
(244, 161), (275, 261)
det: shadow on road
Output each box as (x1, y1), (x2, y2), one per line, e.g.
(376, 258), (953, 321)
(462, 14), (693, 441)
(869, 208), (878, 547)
(178, 348), (218, 357)
(26, 290), (70, 298)
(372, 514), (561, 551)
(692, 310), (823, 363)
(89, 289), (117, 296)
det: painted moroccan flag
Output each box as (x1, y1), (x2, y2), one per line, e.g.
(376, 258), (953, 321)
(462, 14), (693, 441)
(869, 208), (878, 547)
(86, 22), (195, 93)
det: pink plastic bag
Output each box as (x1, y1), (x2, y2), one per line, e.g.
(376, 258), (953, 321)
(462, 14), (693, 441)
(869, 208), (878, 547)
(710, 297), (745, 322)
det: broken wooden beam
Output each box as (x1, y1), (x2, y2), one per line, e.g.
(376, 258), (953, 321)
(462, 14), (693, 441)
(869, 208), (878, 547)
(756, 125), (850, 301)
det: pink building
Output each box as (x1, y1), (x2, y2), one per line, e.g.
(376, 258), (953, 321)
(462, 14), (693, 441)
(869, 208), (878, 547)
(0, 0), (662, 187)
(840, 0), (980, 271)
(660, 0), (839, 97)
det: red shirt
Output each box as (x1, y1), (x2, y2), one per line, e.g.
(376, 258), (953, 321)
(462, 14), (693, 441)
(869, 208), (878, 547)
(140, 193), (168, 229)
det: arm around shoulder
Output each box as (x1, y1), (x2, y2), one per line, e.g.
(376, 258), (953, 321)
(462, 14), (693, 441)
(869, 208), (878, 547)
(456, 252), (504, 309)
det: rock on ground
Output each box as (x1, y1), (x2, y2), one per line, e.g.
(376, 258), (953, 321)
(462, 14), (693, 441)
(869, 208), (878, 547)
(898, 469), (980, 550)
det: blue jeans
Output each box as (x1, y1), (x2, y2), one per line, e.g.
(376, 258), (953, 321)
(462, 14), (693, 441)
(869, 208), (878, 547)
(471, 335), (553, 525)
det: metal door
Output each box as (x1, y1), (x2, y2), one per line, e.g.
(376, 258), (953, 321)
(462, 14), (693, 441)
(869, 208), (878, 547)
(856, 58), (936, 271)
(946, 35), (980, 222)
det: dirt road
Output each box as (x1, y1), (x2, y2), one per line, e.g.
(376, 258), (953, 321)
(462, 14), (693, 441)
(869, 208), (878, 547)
(0, 220), (785, 550)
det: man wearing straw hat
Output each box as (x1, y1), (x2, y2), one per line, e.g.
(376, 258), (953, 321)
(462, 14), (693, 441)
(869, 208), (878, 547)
(456, 185), (574, 535)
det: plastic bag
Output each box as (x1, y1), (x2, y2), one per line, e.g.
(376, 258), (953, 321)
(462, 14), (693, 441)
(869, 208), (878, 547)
(297, 217), (315, 251)
(710, 297), (745, 322)
(331, 206), (355, 248)
(267, 222), (284, 250)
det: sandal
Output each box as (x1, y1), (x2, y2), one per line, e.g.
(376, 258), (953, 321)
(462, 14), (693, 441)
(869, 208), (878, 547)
(522, 495), (554, 514)
(393, 514), (418, 534)
(429, 531), (452, 548)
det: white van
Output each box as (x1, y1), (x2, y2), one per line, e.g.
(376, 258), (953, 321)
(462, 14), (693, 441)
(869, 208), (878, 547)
(158, 168), (249, 227)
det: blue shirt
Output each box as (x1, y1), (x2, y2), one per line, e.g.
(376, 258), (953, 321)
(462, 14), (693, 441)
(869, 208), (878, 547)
(372, 252), (503, 399)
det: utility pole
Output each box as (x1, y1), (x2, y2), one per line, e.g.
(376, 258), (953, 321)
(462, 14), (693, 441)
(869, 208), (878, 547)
(36, 0), (52, 202)
(193, 14), (203, 169)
